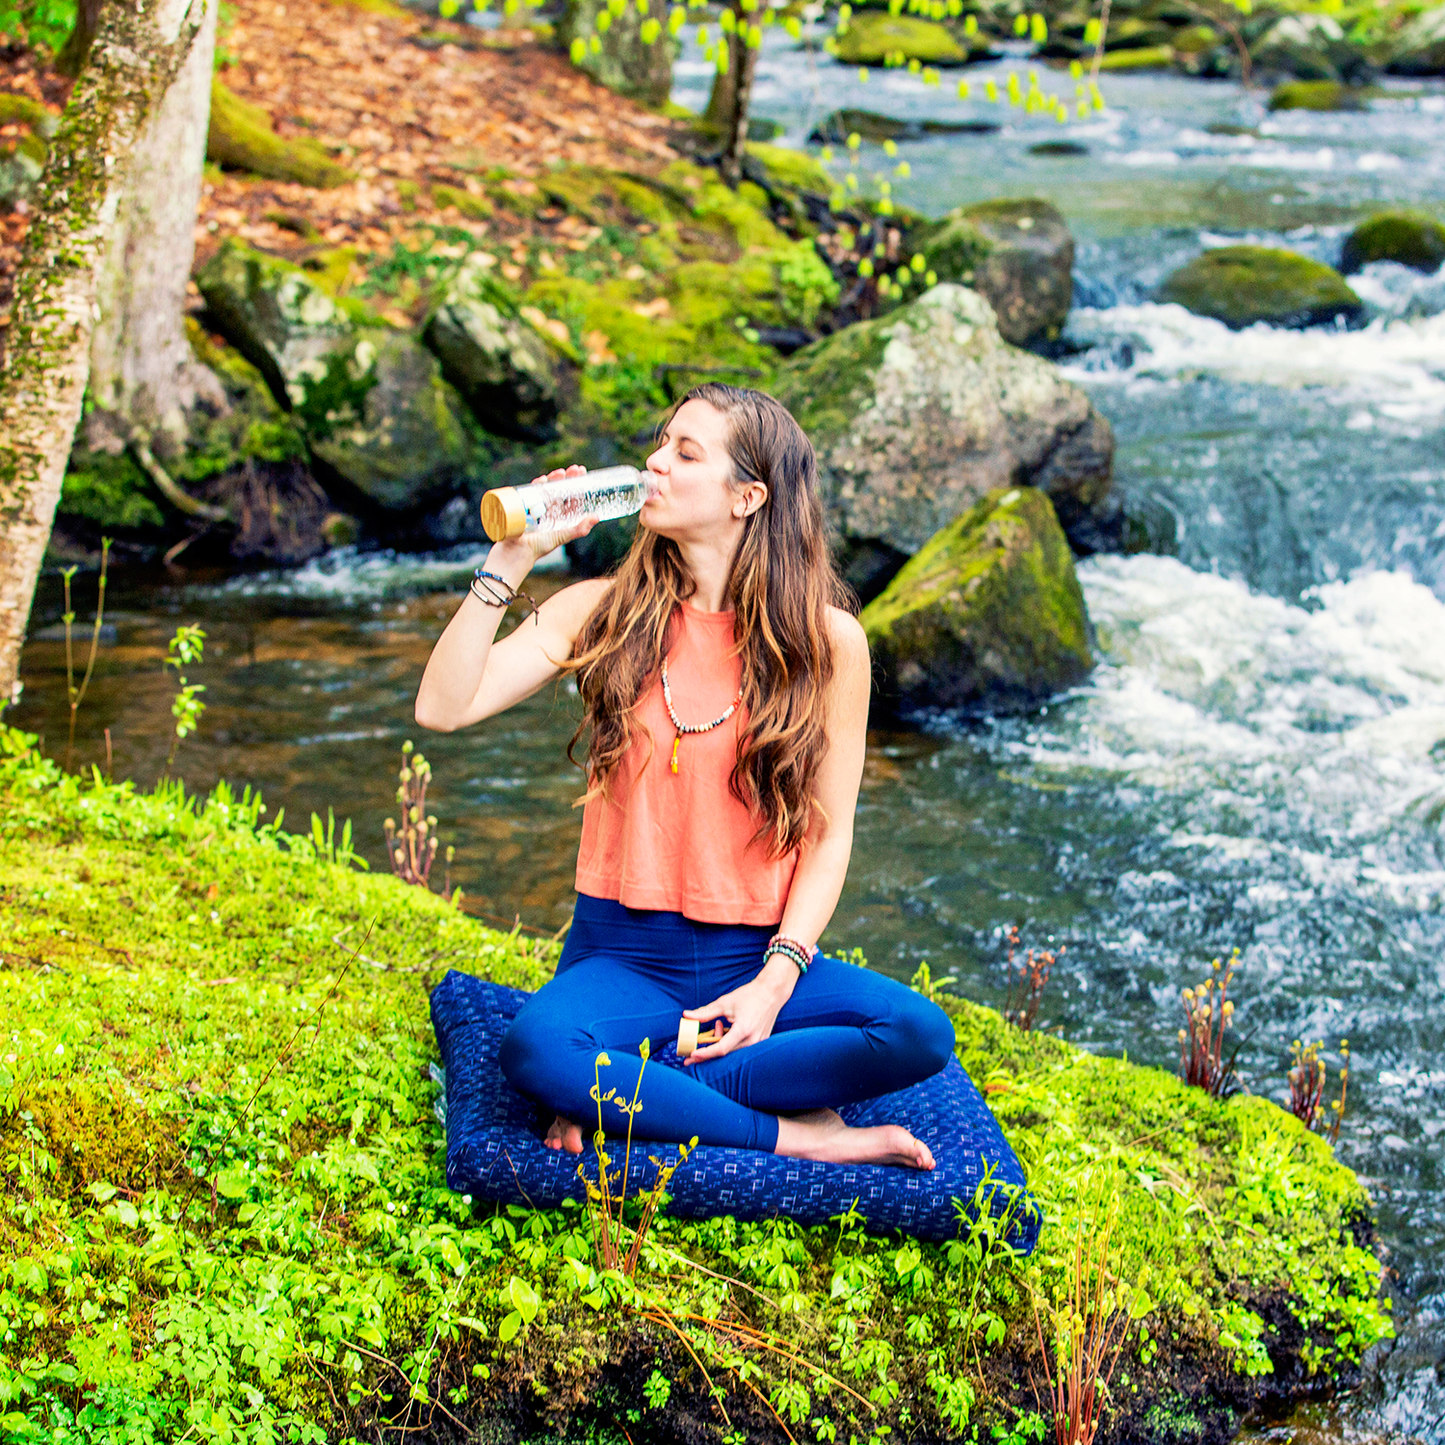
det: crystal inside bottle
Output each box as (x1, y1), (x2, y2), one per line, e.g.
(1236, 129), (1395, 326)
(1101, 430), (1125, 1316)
(479, 466), (660, 541)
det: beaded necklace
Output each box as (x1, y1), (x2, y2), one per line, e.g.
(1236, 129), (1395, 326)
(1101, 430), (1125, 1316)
(660, 655), (742, 775)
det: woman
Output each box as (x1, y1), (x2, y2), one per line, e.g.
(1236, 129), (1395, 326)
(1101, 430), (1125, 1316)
(415, 384), (955, 1169)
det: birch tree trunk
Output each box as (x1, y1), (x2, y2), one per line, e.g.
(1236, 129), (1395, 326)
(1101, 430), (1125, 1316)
(87, 0), (220, 458)
(0, 0), (210, 708)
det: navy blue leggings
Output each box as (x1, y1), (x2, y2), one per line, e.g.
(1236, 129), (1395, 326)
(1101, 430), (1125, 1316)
(499, 895), (957, 1153)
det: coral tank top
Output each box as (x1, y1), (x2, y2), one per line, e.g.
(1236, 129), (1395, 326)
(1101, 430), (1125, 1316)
(574, 602), (799, 924)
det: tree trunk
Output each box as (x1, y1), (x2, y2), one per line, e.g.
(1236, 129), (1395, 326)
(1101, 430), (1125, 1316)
(87, 0), (220, 458)
(713, 29), (759, 187)
(56, 0), (106, 78)
(0, 0), (209, 709)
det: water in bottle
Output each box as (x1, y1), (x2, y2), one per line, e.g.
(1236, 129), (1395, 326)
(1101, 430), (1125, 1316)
(479, 466), (660, 541)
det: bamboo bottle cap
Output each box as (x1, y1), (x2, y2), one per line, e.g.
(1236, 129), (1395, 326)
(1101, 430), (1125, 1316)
(480, 486), (526, 541)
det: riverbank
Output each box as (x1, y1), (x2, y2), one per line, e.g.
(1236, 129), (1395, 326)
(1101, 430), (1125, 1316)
(0, 724), (1393, 1442)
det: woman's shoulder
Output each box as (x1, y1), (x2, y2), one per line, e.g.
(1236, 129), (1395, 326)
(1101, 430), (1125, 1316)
(823, 604), (869, 659)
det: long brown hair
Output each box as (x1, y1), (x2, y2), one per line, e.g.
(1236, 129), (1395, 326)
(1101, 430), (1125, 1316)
(566, 383), (853, 857)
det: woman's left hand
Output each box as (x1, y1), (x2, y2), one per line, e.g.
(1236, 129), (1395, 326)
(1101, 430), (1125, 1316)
(682, 960), (798, 1066)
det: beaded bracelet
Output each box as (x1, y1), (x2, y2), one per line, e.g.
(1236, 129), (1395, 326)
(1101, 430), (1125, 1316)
(470, 567), (540, 625)
(764, 933), (818, 976)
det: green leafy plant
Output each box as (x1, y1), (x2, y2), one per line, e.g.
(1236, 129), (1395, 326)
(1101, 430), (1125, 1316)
(162, 624), (206, 772)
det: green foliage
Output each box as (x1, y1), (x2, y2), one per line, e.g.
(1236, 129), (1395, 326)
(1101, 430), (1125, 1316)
(0, 0), (75, 53)
(0, 726), (1392, 1443)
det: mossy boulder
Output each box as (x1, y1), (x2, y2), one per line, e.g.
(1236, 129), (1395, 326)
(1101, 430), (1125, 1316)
(861, 486), (1092, 717)
(423, 255), (561, 441)
(1387, 4), (1445, 76)
(0, 92), (54, 210)
(195, 239), (485, 512)
(1097, 44), (1176, 71)
(1267, 79), (1365, 112)
(1340, 209), (1445, 274)
(917, 197), (1074, 348)
(773, 283), (1113, 596)
(298, 329), (485, 512)
(208, 80), (356, 188)
(1157, 246), (1364, 330)
(557, 0), (677, 105)
(833, 13), (968, 66)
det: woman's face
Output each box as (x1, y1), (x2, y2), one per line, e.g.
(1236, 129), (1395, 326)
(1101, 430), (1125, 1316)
(642, 399), (764, 541)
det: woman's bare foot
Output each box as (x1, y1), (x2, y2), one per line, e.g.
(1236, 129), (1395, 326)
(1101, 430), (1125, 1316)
(543, 1113), (585, 1153)
(775, 1108), (935, 1170)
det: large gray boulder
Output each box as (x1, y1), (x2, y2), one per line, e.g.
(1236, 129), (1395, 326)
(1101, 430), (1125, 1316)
(772, 283), (1114, 599)
(1250, 13), (1373, 84)
(917, 199), (1075, 348)
(423, 255), (560, 441)
(558, 0), (677, 105)
(195, 238), (484, 512)
(860, 486), (1093, 718)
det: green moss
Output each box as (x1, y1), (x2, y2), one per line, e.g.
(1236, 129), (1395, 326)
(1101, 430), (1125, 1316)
(917, 211), (992, 286)
(431, 182), (495, 220)
(0, 728), (1393, 1445)
(860, 487), (1093, 713)
(833, 13), (967, 65)
(745, 141), (833, 196)
(58, 451), (166, 530)
(1157, 245), (1364, 330)
(770, 318), (890, 446)
(208, 79), (356, 189)
(1097, 43), (1176, 70)
(0, 91), (56, 135)
(395, 178), (425, 212)
(1268, 80), (1364, 112)
(1340, 208), (1445, 274)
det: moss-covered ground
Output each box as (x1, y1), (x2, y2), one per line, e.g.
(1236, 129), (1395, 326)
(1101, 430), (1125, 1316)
(0, 726), (1391, 1444)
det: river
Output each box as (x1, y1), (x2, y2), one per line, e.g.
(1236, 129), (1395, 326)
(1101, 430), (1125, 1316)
(13, 30), (1445, 1441)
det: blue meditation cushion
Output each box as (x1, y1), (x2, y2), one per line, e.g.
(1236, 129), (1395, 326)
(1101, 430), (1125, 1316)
(430, 970), (1041, 1250)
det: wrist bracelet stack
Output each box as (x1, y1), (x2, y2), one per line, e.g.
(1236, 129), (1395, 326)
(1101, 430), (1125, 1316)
(470, 567), (540, 626)
(764, 932), (818, 976)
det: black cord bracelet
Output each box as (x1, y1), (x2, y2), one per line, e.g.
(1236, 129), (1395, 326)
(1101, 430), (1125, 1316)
(471, 567), (541, 625)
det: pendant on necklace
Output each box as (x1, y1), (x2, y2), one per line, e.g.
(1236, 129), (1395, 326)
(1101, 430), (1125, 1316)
(670, 733), (681, 774)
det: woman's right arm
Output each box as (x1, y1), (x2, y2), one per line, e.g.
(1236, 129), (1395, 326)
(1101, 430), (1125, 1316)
(414, 469), (610, 732)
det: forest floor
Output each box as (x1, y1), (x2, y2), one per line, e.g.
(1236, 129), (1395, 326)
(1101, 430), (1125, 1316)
(1, 0), (688, 340)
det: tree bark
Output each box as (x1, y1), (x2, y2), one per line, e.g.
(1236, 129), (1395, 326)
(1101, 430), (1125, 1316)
(56, 0), (106, 78)
(87, 0), (219, 458)
(0, 0), (209, 708)
(712, 28), (759, 187)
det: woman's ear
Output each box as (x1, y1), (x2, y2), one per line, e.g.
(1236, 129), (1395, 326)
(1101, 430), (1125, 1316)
(733, 482), (768, 519)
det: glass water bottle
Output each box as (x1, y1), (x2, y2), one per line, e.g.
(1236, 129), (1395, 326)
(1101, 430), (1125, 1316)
(479, 466), (660, 542)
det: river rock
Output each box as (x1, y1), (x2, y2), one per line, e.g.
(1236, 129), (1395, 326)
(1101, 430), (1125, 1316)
(772, 283), (1114, 597)
(1387, 5), (1445, 75)
(860, 486), (1093, 717)
(833, 13), (969, 65)
(195, 239), (483, 511)
(423, 255), (560, 440)
(1267, 79), (1366, 112)
(1340, 210), (1445, 274)
(917, 198), (1074, 348)
(1157, 246), (1364, 330)
(808, 108), (999, 144)
(558, 0), (677, 105)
